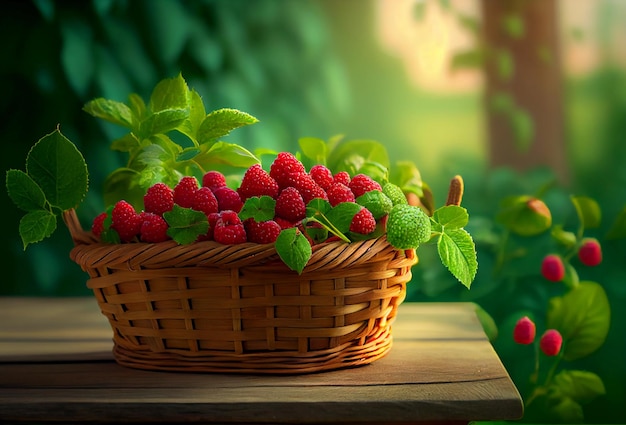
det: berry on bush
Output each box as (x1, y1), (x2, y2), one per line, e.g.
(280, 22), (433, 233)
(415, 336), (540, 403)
(513, 316), (536, 345)
(144, 182), (174, 216)
(539, 329), (563, 356)
(541, 254), (565, 282)
(578, 238), (602, 266)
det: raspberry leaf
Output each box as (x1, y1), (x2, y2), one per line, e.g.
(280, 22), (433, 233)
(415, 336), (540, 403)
(196, 142), (260, 170)
(432, 205), (469, 229)
(6, 169), (47, 212)
(275, 228), (312, 274)
(82, 98), (134, 129)
(163, 205), (209, 244)
(552, 370), (606, 405)
(571, 196), (601, 230)
(239, 196), (276, 222)
(19, 210), (57, 249)
(139, 108), (189, 138)
(436, 228), (477, 289)
(298, 137), (328, 166)
(196, 108), (259, 145)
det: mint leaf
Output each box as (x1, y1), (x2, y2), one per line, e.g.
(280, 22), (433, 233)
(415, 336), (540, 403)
(83, 98), (134, 129)
(432, 205), (469, 229)
(6, 169), (47, 212)
(196, 142), (260, 169)
(196, 108), (259, 144)
(26, 129), (88, 211)
(356, 190), (392, 219)
(177, 89), (206, 141)
(139, 108), (189, 138)
(437, 228), (477, 289)
(149, 73), (189, 112)
(163, 205), (209, 244)
(306, 198), (332, 217)
(325, 202), (362, 234)
(110, 133), (141, 153)
(275, 228), (312, 274)
(239, 196), (276, 222)
(19, 210), (57, 249)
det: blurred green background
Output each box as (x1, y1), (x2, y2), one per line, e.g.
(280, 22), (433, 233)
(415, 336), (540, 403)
(2, 0), (626, 422)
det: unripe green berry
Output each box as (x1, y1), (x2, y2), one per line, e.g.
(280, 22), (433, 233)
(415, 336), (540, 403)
(356, 190), (393, 219)
(386, 204), (431, 249)
(382, 182), (408, 206)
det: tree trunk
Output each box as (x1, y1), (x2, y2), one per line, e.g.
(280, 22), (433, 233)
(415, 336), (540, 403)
(481, 0), (568, 184)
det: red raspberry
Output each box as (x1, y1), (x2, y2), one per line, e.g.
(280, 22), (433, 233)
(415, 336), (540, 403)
(513, 316), (536, 345)
(202, 170), (227, 191)
(173, 176), (199, 208)
(144, 182), (174, 216)
(237, 164), (279, 201)
(333, 171), (351, 186)
(111, 200), (141, 242)
(348, 174), (382, 198)
(309, 165), (334, 190)
(139, 212), (170, 243)
(287, 172), (328, 204)
(269, 152), (306, 189)
(244, 219), (282, 244)
(326, 182), (355, 206)
(539, 329), (563, 356)
(541, 254), (565, 282)
(275, 187), (306, 222)
(91, 212), (108, 239)
(198, 212), (220, 241)
(213, 211), (247, 245)
(274, 216), (298, 229)
(213, 186), (243, 212)
(349, 207), (377, 234)
(578, 238), (602, 266)
(192, 186), (219, 216)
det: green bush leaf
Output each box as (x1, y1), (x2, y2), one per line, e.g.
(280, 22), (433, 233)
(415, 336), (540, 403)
(432, 205), (469, 229)
(275, 228), (312, 274)
(571, 196), (601, 230)
(327, 139), (390, 174)
(356, 190), (392, 219)
(83, 98), (134, 129)
(239, 196), (276, 222)
(26, 129), (88, 211)
(19, 210), (57, 249)
(6, 169), (47, 212)
(547, 281), (610, 361)
(110, 133), (141, 153)
(552, 370), (606, 404)
(196, 108), (259, 144)
(196, 142), (260, 170)
(298, 137), (328, 165)
(177, 89), (206, 141)
(149, 73), (189, 112)
(437, 228), (477, 289)
(163, 205), (209, 244)
(496, 195), (551, 236)
(139, 108), (189, 138)
(551, 224), (577, 248)
(325, 202), (362, 234)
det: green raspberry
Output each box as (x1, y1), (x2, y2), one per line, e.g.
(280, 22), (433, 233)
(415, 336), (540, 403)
(386, 204), (431, 249)
(382, 182), (408, 206)
(356, 190), (393, 219)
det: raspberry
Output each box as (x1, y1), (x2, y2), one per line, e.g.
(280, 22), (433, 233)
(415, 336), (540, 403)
(513, 316), (536, 345)
(350, 207), (377, 235)
(213, 186), (243, 212)
(213, 211), (247, 245)
(91, 212), (107, 239)
(173, 176), (199, 208)
(198, 212), (220, 241)
(309, 165), (334, 190)
(327, 182), (355, 206)
(386, 204), (431, 249)
(578, 238), (602, 266)
(237, 164), (279, 201)
(382, 182), (408, 206)
(274, 216), (298, 229)
(111, 200), (141, 242)
(245, 219), (282, 244)
(333, 171), (351, 186)
(269, 152), (306, 189)
(539, 329), (563, 356)
(202, 170), (227, 191)
(356, 190), (393, 219)
(139, 212), (170, 243)
(541, 254), (565, 282)
(275, 187), (306, 222)
(348, 174), (382, 198)
(287, 172), (328, 204)
(192, 186), (219, 216)
(144, 182), (174, 215)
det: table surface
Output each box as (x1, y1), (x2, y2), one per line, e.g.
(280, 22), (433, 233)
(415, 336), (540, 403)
(0, 297), (523, 424)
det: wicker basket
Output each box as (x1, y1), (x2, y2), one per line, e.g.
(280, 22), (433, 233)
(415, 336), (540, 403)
(63, 209), (417, 374)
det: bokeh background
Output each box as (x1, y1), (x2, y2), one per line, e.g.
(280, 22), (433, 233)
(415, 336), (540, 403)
(2, 0), (626, 422)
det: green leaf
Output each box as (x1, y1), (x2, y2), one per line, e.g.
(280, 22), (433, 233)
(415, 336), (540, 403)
(19, 210), (57, 249)
(177, 89), (206, 141)
(26, 129), (88, 211)
(239, 196), (276, 222)
(432, 205), (469, 229)
(553, 370), (606, 404)
(196, 108), (259, 144)
(571, 196), (601, 230)
(562, 261), (580, 290)
(149, 73), (189, 113)
(437, 228), (477, 289)
(298, 137), (328, 165)
(6, 169), (47, 212)
(551, 224), (577, 248)
(139, 108), (189, 138)
(547, 281), (610, 361)
(327, 139), (390, 174)
(306, 198), (332, 217)
(110, 133), (141, 153)
(176, 147), (202, 162)
(127, 93), (147, 123)
(606, 206), (626, 240)
(275, 228), (312, 274)
(163, 205), (209, 245)
(325, 202), (363, 234)
(496, 195), (551, 236)
(83, 98), (134, 129)
(196, 142), (260, 170)
(389, 160), (423, 197)
(356, 190), (393, 219)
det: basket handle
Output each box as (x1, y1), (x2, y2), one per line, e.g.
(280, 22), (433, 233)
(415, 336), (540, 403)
(445, 175), (464, 206)
(62, 209), (99, 246)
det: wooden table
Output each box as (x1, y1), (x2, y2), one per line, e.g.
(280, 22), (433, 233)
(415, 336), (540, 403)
(0, 297), (523, 424)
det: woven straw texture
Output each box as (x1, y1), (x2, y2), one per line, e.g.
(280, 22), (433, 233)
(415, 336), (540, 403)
(63, 209), (417, 374)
